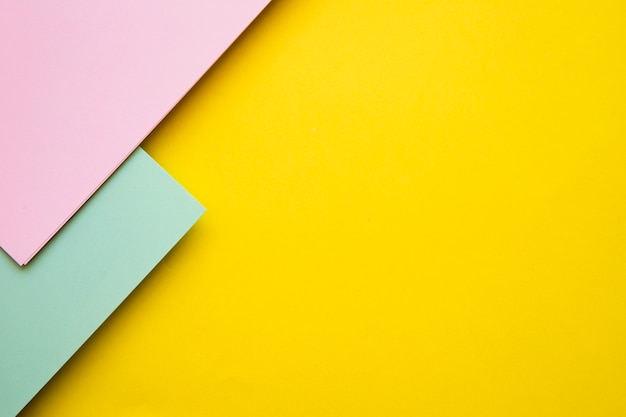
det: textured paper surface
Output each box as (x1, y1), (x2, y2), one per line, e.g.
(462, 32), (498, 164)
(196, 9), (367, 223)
(13, 1), (626, 416)
(0, 148), (204, 417)
(0, 0), (269, 265)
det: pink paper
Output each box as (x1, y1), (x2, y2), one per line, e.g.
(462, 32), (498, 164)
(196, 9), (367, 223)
(0, 0), (270, 265)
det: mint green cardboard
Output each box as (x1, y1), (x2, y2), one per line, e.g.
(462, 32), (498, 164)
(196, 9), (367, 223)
(0, 148), (204, 417)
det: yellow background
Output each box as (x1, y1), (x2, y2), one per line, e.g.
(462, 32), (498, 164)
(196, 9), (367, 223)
(21, 1), (626, 416)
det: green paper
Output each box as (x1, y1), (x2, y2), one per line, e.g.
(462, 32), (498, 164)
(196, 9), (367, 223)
(0, 148), (204, 417)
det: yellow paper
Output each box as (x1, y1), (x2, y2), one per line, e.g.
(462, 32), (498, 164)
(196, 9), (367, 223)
(21, 1), (626, 416)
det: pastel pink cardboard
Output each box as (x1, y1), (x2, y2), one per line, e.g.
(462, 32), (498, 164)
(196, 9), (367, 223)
(0, 0), (270, 265)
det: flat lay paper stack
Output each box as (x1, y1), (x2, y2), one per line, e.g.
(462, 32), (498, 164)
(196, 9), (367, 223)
(4, 1), (626, 416)
(0, 2), (270, 416)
